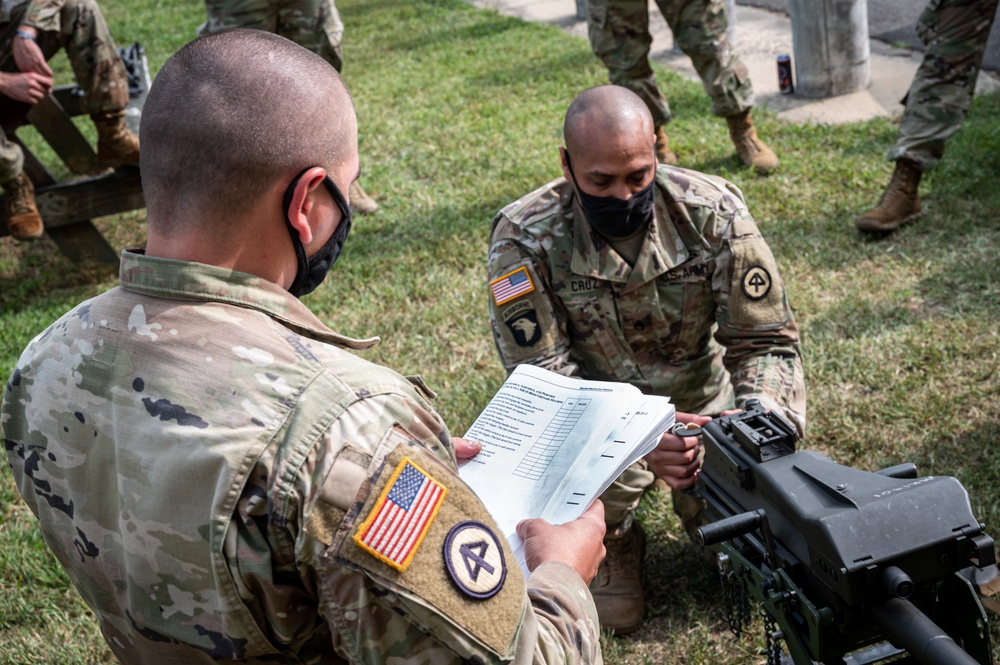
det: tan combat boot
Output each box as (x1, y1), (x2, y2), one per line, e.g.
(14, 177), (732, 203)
(855, 159), (923, 234)
(2, 172), (43, 241)
(589, 522), (646, 635)
(726, 110), (779, 175)
(654, 125), (678, 165)
(349, 181), (378, 214)
(92, 110), (140, 166)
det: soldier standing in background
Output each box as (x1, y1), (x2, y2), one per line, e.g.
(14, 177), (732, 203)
(201, 0), (379, 213)
(487, 85), (805, 635)
(0, 0), (140, 240)
(584, 0), (779, 174)
(856, 0), (999, 234)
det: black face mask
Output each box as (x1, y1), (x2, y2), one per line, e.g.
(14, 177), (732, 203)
(282, 169), (353, 297)
(565, 153), (656, 241)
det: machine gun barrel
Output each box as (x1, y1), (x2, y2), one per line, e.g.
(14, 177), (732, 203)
(869, 597), (981, 665)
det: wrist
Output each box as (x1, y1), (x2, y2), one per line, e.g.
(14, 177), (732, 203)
(16, 29), (38, 42)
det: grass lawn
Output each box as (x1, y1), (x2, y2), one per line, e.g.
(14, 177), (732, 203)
(2, 0), (999, 663)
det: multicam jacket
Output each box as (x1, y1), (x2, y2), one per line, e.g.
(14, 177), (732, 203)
(2, 250), (602, 664)
(487, 165), (806, 434)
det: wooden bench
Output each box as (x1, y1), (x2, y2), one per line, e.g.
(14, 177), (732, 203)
(0, 84), (145, 268)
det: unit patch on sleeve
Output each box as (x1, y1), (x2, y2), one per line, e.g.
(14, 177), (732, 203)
(728, 236), (788, 327)
(353, 456), (447, 572)
(490, 266), (535, 306)
(443, 521), (507, 600)
(501, 300), (541, 347)
(741, 265), (772, 300)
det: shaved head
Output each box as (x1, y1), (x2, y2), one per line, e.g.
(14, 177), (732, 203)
(563, 85), (654, 158)
(140, 29), (357, 231)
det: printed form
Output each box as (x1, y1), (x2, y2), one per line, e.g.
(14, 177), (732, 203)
(460, 364), (674, 571)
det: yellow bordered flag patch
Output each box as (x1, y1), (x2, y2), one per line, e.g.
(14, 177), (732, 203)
(489, 266), (535, 306)
(354, 456), (448, 572)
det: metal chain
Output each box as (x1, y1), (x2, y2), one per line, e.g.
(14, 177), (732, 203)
(721, 569), (741, 637)
(738, 575), (751, 631)
(760, 608), (782, 665)
(721, 565), (752, 638)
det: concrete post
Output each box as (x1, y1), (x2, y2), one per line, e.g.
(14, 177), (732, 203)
(788, 0), (870, 98)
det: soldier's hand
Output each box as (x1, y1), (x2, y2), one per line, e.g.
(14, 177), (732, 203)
(452, 437), (482, 460)
(12, 29), (54, 80)
(0, 70), (52, 104)
(645, 411), (710, 490)
(517, 500), (606, 584)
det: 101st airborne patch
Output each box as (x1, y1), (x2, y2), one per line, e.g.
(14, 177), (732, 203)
(353, 457), (447, 572)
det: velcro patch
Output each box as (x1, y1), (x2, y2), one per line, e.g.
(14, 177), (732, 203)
(339, 442), (526, 657)
(490, 267), (535, 306)
(354, 457), (447, 572)
(728, 237), (787, 327)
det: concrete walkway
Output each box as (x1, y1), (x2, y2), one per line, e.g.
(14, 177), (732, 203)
(466, 0), (1000, 125)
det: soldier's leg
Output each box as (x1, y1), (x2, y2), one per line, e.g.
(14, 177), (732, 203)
(1, 135), (43, 241)
(311, 0), (377, 213)
(591, 459), (655, 635)
(656, 0), (750, 117)
(585, 0), (677, 163)
(657, 0), (778, 173)
(317, 0), (345, 73)
(33, 0), (129, 116)
(860, 0), (998, 234)
(201, 0), (278, 35)
(1, 16), (43, 239)
(27, 0), (138, 166)
(887, 0), (999, 171)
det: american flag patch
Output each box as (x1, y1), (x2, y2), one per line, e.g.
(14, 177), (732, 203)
(490, 267), (535, 305)
(354, 457), (447, 571)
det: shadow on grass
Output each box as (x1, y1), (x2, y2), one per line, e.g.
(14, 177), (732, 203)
(0, 235), (116, 316)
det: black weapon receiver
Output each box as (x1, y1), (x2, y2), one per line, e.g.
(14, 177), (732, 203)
(695, 401), (996, 665)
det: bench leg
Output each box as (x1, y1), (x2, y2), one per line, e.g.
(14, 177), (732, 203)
(46, 220), (121, 268)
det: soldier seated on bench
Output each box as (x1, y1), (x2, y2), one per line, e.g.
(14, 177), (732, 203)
(0, 0), (139, 241)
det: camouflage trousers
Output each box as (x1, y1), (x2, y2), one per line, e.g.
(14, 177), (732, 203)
(0, 0), (128, 182)
(585, 0), (754, 126)
(888, 0), (1000, 171)
(200, 0), (345, 72)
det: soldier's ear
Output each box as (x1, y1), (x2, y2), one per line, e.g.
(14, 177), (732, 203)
(559, 147), (572, 183)
(285, 167), (328, 245)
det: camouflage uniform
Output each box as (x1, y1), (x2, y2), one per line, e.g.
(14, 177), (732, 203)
(0, 0), (129, 182)
(886, 0), (999, 171)
(2, 249), (602, 664)
(487, 166), (805, 526)
(200, 0), (345, 73)
(584, 0), (753, 126)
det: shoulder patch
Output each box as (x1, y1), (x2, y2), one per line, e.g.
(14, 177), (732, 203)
(444, 521), (507, 599)
(490, 267), (535, 306)
(728, 237), (788, 327)
(353, 457), (447, 572)
(338, 441), (526, 656)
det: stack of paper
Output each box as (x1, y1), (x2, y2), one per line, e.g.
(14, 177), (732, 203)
(459, 364), (675, 572)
